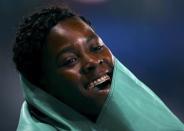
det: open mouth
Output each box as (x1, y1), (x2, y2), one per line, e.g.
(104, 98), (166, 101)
(87, 73), (112, 91)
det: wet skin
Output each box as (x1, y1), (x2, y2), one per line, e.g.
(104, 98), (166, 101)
(41, 17), (114, 120)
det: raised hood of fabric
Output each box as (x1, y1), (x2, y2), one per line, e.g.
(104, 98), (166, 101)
(17, 57), (184, 131)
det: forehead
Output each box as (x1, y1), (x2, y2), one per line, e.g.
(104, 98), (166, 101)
(46, 17), (95, 56)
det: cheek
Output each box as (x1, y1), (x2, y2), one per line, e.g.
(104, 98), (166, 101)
(57, 69), (82, 85)
(103, 47), (113, 63)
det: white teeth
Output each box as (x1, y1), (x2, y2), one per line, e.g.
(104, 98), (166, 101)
(88, 74), (110, 89)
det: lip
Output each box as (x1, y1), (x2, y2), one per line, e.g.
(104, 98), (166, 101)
(85, 70), (113, 91)
(87, 74), (110, 89)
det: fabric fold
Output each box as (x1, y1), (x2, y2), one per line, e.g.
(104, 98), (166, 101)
(17, 58), (184, 131)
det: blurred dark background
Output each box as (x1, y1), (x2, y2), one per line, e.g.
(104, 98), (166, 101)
(0, 0), (183, 130)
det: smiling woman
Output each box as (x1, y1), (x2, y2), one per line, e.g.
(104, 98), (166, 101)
(13, 4), (184, 131)
(42, 17), (114, 118)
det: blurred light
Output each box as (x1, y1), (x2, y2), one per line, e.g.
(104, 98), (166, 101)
(72, 0), (107, 4)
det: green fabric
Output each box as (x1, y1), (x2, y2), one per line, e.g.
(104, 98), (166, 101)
(17, 58), (184, 131)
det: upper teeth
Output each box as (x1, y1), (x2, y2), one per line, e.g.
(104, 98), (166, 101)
(88, 74), (110, 89)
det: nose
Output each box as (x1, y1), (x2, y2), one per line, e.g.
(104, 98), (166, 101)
(81, 55), (102, 74)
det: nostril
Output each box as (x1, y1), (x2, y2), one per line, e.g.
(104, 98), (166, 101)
(82, 58), (102, 74)
(84, 64), (96, 73)
(98, 59), (104, 64)
(82, 59), (98, 74)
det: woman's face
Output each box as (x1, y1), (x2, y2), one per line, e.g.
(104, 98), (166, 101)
(42, 17), (114, 119)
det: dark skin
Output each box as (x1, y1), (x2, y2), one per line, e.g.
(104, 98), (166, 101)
(41, 17), (114, 121)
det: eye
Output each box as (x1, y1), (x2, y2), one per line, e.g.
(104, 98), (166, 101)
(62, 57), (78, 67)
(91, 45), (104, 52)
